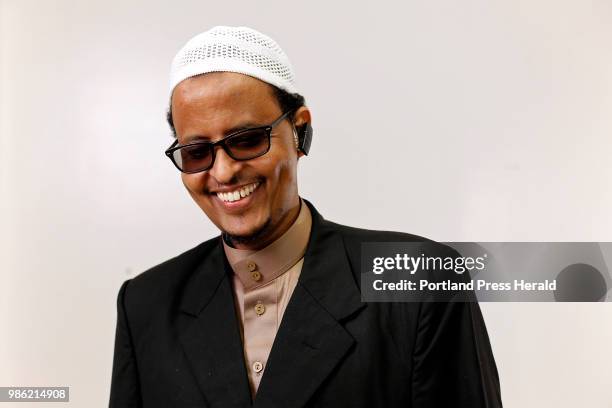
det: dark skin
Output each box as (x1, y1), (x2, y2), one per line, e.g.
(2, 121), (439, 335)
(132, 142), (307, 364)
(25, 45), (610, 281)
(171, 72), (311, 250)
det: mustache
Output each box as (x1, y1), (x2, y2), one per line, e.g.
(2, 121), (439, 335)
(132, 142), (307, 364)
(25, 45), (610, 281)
(204, 175), (265, 194)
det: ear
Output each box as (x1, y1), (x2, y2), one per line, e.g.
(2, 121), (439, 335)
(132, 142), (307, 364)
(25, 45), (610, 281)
(293, 107), (312, 158)
(293, 106), (311, 128)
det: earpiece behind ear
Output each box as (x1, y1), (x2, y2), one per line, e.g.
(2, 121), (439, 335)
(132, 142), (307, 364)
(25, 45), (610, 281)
(297, 122), (313, 155)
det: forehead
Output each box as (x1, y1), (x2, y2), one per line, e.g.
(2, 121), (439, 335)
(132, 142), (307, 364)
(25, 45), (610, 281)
(170, 72), (281, 141)
(171, 72), (278, 115)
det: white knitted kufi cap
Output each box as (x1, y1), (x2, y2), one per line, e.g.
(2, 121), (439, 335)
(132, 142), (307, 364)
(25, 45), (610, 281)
(169, 26), (298, 95)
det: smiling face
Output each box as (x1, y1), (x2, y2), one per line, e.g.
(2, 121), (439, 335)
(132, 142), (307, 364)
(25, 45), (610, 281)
(171, 72), (308, 249)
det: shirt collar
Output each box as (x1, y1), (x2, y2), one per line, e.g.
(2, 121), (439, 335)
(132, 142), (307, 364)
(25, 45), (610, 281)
(223, 199), (312, 290)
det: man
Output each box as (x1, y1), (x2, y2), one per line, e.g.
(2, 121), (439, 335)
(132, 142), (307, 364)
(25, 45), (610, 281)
(110, 26), (502, 407)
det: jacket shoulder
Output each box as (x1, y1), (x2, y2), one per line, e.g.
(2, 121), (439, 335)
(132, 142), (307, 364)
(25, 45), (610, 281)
(323, 220), (459, 279)
(120, 236), (220, 312)
(135, 236), (218, 284)
(325, 220), (434, 244)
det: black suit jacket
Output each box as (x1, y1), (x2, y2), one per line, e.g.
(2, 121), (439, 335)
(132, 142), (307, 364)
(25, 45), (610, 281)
(110, 200), (502, 407)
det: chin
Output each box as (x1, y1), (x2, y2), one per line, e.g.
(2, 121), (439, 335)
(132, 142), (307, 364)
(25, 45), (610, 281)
(223, 224), (260, 239)
(222, 217), (273, 248)
(221, 213), (270, 238)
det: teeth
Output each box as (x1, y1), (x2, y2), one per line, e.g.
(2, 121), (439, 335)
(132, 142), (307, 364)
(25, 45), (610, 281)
(216, 182), (260, 203)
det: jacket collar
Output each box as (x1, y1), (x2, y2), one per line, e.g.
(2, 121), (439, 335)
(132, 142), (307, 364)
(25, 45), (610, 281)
(179, 198), (363, 320)
(293, 198), (364, 320)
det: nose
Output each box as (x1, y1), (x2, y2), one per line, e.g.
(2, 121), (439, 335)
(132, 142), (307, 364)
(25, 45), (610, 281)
(208, 146), (241, 184)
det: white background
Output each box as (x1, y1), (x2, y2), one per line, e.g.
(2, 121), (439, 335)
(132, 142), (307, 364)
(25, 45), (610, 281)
(1, 0), (611, 406)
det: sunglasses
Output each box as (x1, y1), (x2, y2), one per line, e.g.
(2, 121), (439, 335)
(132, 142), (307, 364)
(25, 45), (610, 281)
(165, 110), (293, 174)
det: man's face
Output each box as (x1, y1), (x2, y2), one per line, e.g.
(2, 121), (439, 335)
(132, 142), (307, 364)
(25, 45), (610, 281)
(171, 72), (302, 249)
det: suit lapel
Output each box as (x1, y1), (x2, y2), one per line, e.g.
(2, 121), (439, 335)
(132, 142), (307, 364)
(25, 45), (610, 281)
(253, 201), (366, 408)
(177, 242), (252, 407)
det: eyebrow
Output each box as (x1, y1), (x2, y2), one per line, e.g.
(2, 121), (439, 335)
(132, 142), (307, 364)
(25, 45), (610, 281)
(182, 122), (264, 144)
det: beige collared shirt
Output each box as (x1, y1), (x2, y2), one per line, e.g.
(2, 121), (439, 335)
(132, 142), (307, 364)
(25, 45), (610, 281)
(223, 200), (312, 397)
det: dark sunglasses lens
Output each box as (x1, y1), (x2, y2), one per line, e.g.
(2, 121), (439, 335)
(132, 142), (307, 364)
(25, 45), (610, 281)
(226, 129), (270, 160)
(173, 144), (213, 173)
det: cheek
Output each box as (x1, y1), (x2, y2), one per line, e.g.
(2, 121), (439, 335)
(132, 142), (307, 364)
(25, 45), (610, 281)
(265, 158), (298, 200)
(267, 141), (298, 179)
(260, 152), (296, 185)
(181, 174), (205, 199)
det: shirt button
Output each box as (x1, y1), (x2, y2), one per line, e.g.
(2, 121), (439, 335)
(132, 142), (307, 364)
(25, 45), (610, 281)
(251, 271), (262, 282)
(254, 303), (265, 316)
(252, 361), (264, 373)
(247, 261), (257, 272)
